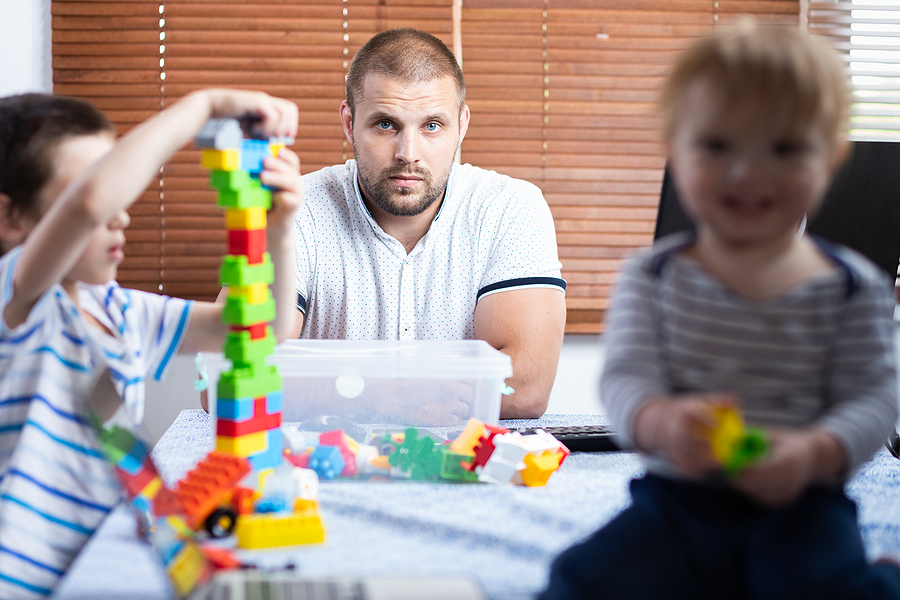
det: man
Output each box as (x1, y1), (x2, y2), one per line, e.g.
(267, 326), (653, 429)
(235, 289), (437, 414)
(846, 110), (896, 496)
(290, 29), (567, 419)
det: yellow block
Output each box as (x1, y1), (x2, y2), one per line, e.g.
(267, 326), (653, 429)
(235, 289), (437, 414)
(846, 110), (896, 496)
(138, 476), (162, 500)
(520, 451), (564, 487)
(167, 542), (207, 597)
(449, 417), (487, 456)
(201, 149), (239, 172)
(217, 430), (267, 457)
(708, 405), (745, 464)
(228, 282), (270, 304)
(236, 511), (325, 549)
(270, 144), (285, 157)
(226, 207), (267, 231)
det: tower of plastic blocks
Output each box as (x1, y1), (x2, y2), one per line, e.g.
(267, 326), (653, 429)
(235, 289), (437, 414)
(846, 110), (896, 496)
(197, 118), (290, 473)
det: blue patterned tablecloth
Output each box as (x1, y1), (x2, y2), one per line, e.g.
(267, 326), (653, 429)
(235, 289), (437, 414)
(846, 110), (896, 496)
(53, 410), (900, 600)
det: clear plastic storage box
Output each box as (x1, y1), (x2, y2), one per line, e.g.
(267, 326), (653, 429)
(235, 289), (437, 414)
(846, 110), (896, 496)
(199, 339), (513, 428)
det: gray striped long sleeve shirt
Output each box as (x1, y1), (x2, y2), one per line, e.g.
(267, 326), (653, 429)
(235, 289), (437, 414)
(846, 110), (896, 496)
(601, 232), (898, 478)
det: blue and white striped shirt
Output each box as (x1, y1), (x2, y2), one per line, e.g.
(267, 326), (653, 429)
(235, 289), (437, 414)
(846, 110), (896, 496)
(602, 232), (898, 479)
(0, 246), (192, 598)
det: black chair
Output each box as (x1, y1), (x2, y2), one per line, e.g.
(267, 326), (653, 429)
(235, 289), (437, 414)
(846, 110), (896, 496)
(654, 141), (900, 458)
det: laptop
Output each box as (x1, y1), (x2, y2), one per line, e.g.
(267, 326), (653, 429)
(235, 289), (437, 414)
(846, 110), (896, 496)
(190, 570), (487, 600)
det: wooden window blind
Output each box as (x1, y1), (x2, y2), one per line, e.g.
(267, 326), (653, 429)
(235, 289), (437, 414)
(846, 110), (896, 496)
(52, 0), (796, 329)
(808, 1), (900, 141)
(460, 0), (799, 333)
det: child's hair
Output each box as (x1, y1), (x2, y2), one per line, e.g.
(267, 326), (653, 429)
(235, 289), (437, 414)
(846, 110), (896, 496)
(0, 93), (116, 220)
(660, 19), (850, 153)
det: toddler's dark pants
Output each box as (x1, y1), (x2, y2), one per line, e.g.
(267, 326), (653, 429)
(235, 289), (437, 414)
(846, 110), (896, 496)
(540, 474), (900, 600)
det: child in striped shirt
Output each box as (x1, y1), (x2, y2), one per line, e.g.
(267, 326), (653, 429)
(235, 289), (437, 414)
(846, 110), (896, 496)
(0, 89), (301, 598)
(542, 20), (900, 600)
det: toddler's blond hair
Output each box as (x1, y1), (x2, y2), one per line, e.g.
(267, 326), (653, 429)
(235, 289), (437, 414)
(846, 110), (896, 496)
(661, 19), (850, 155)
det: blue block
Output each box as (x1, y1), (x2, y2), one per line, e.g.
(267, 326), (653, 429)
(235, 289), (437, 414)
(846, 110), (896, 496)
(308, 445), (345, 480)
(266, 390), (283, 414)
(131, 494), (150, 514)
(118, 452), (144, 476)
(247, 430), (284, 470)
(241, 139), (270, 174)
(217, 397), (255, 422)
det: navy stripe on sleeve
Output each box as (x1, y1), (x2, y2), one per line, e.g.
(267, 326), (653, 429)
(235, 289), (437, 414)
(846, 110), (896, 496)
(297, 292), (307, 314)
(476, 277), (567, 301)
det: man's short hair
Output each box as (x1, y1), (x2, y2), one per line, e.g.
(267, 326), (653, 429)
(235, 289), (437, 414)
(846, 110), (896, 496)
(346, 28), (466, 117)
(660, 18), (850, 154)
(0, 93), (115, 219)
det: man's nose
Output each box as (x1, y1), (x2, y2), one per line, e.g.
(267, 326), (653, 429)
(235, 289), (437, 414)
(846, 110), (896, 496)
(395, 131), (420, 164)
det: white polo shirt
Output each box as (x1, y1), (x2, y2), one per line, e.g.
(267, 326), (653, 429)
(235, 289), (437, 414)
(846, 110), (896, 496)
(294, 160), (565, 341)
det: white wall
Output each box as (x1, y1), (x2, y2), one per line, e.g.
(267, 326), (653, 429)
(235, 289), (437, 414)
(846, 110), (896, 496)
(0, 0), (52, 96)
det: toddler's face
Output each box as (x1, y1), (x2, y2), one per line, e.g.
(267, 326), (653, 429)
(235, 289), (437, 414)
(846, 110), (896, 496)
(37, 133), (129, 286)
(667, 78), (835, 250)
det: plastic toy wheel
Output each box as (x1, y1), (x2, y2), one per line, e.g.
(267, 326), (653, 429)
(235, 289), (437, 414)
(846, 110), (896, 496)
(204, 507), (238, 538)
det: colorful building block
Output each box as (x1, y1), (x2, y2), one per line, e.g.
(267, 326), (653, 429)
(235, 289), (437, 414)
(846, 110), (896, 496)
(227, 230), (267, 265)
(220, 253), (274, 287)
(307, 445), (345, 480)
(217, 364), (281, 399)
(225, 207), (266, 230)
(201, 149), (239, 172)
(210, 169), (252, 191)
(519, 451), (565, 487)
(234, 509), (325, 549)
(218, 182), (271, 211)
(224, 329), (276, 367)
(167, 541), (208, 597)
(247, 430), (285, 470)
(216, 410), (281, 437)
(175, 451), (250, 530)
(216, 430), (268, 457)
(319, 430), (357, 477)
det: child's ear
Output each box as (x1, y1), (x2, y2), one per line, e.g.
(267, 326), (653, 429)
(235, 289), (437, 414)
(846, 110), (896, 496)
(0, 194), (31, 251)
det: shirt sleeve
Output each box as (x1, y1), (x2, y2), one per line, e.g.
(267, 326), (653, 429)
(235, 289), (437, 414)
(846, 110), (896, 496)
(477, 179), (566, 300)
(600, 253), (668, 448)
(125, 287), (193, 381)
(819, 269), (898, 473)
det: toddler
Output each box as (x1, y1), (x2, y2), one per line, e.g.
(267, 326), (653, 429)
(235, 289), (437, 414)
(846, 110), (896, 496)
(0, 88), (301, 598)
(541, 20), (900, 600)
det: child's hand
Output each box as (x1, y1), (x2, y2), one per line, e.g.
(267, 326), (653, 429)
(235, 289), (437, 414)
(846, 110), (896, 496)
(201, 88), (299, 140)
(635, 393), (740, 478)
(731, 427), (839, 507)
(260, 148), (302, 234)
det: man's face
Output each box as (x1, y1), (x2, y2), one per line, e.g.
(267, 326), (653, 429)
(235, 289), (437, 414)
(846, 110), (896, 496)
(341, 73), (469, 218)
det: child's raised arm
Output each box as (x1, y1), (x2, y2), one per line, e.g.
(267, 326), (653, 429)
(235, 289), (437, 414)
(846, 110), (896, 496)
(5, 89), (298, 329)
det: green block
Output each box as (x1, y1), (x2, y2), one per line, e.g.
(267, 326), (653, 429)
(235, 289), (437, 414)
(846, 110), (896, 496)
(724, 428), (769, 476)
(220, 253), (273, 287)
(217, 181), (271, 210)
(389, 428), (443, 481)
(98, 425), (137, 464)
(217, 364), (282, 400)
(222, 295), (275, 327)
(439, 447), (479, 482)
(224, 329), (276, 368)
(210, 169), (253, 191)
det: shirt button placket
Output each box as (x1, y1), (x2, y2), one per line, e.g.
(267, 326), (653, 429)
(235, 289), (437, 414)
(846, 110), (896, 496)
(398, 258), (415, 340)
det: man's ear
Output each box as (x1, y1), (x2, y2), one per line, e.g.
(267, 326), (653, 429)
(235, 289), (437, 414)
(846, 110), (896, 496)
(458, 104), (471, 147)
(340, 100), (354, 145)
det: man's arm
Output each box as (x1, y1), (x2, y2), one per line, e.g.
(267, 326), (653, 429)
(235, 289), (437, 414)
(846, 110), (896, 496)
(474, 287), (566, 419)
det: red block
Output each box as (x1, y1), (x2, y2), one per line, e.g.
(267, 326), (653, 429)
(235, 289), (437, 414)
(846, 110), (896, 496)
(216, 410), (281, 437)
(319, 430), (357, 477)
(230, 323), (268, 340)
(117, 464), (156, 497)
(228, 228), (266, 264)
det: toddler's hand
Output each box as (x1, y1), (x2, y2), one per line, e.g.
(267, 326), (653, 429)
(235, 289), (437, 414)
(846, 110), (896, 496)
(202, 88), (299, 140)
(730, 428), (817, 507)
(260, 148), (303, 234)
(637, 393), (740, 479)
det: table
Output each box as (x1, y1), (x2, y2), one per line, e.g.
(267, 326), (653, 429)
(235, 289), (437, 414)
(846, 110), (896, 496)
(53, 410), (900, 600)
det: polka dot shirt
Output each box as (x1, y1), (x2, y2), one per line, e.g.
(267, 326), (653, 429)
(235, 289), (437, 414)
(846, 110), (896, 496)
(293, 160), (566, 341)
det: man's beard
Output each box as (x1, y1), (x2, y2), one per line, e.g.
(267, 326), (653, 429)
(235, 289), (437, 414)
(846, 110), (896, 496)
(354, 143), (450, 217)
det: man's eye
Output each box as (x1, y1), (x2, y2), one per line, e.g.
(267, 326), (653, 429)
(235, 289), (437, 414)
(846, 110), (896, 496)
(425, 122), (441, 132)
(377, 121), (392, 130)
